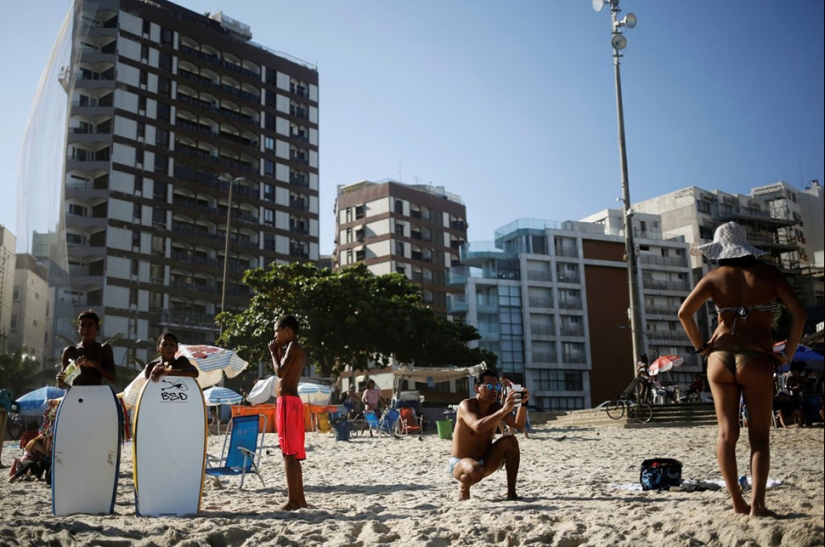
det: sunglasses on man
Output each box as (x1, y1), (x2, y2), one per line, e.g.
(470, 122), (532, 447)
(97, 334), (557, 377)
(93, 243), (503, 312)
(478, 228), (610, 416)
(479, 383), (502, 391)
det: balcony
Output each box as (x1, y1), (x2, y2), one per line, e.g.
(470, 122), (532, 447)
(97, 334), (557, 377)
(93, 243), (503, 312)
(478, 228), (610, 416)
(528, 297), (554, 308)
(560, 326), (585, 337)
(530, 325), (555, 336)
(641, 279), (691, 292)
(526, 270), (553, 283)
(290, 174), (309, 187)
(289, 246), (309, 258)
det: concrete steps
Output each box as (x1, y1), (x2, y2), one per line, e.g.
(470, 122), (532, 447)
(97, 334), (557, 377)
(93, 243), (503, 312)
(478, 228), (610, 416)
(542, 402), (717, 429)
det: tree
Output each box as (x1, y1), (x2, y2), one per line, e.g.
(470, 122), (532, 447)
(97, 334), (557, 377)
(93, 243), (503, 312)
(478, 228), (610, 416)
(217, 263), (496, 377)
(0, 347), (41, 398)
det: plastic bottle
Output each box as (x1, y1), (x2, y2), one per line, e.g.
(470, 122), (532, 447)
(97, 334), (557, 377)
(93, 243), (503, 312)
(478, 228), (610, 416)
(738, 476), (750, 491)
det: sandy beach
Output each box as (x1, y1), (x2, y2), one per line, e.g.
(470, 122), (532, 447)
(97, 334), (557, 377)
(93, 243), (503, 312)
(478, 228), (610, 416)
(1, 423), (823, 547)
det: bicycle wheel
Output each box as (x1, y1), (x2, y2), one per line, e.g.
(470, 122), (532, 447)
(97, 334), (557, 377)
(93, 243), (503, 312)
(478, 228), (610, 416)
(605, 400), (625, 420)
(632, 402), (653, 424)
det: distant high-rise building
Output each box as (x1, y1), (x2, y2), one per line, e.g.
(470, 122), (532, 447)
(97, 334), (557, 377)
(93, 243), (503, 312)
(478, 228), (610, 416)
(10, 255), (51, 365)
(450, 216), (693, 410)
(0, 226), (16, 351)
(50, 0), (319, 365)
(333, 180), (468, 315)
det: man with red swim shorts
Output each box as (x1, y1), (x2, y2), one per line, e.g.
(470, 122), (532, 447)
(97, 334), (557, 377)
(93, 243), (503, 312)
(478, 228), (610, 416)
(268, 315), (308, 510)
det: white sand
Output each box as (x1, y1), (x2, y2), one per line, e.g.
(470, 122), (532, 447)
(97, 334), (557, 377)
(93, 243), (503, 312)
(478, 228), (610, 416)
(1, 424), (823, 547)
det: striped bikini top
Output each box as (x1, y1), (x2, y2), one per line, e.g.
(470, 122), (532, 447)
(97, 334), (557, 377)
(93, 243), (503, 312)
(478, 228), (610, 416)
(715, 301), (779, 334)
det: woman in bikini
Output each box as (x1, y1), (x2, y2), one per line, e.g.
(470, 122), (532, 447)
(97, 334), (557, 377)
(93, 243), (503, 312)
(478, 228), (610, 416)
(678, 222), (806, 518)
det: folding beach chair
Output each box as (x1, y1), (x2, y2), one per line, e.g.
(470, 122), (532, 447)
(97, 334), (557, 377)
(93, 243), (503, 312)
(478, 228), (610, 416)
(378, 408), (400, 436)
(364, 410), (381, 436)
(397, 407), (421, 436)
(205, 414), (266, 489)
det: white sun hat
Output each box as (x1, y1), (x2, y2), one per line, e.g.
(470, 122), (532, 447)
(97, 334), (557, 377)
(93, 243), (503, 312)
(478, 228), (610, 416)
(690, 221), (767, 259)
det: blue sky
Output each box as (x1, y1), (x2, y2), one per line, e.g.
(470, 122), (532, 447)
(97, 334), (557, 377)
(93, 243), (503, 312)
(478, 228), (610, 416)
(1, 0), (822, 255)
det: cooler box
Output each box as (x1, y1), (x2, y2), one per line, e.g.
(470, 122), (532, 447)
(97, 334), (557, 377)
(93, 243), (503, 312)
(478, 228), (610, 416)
(437, 420), (453, 440)
(334, 421), (351, 441)
(231, 404), (277, 433)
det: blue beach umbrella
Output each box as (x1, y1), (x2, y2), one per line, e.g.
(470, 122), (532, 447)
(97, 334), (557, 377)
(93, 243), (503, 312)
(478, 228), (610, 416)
(297, 382), (332, 405)
(202, 386), (243, 406)
(15, 386), (66, 416)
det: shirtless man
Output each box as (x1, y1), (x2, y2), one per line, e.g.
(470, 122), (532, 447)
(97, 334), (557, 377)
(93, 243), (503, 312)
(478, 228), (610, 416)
(57, 310), (117, 388)
(449, 369), (529, 500)
(268, 315), (307, 510)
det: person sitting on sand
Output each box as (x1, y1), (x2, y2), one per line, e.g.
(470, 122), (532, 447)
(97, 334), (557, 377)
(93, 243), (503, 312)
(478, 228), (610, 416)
(449, 369), (529, 501)
(268, 315), (308, 511)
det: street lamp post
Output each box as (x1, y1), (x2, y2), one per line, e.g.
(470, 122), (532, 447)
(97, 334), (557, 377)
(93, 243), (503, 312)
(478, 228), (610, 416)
(594, 0), (642, 376)
(218, 176), (246, 336)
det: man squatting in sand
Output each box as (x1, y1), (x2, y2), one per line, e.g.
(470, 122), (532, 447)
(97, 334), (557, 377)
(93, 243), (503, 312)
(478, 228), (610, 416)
(268, 315), (308, 510)
(450, 369), (529, 500)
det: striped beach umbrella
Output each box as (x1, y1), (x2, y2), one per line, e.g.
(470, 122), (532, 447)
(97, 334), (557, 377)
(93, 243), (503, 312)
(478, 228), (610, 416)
(202, 386), (244, 406)
(177, 345), (249, 379)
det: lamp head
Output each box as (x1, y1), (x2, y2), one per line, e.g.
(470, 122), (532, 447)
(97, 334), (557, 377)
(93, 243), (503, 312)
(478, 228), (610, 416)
(611, 34), (627, 51)
(623, 13), (637, 29)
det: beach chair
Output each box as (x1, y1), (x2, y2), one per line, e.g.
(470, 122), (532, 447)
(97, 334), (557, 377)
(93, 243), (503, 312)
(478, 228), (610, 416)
(364, 410), (380, 436)
(378, 408), (400, 436)
(397, 407), (421, 436)
(205, 414), (266, 489)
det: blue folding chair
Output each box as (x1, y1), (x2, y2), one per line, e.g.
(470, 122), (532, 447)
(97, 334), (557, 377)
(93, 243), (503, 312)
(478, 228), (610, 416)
(364, 410), (380, 436)
(378, 409), (400, 436)
(205, 414), (265, 489)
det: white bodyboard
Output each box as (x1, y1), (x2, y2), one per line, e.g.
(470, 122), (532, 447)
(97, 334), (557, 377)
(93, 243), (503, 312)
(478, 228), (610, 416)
(52, 385), (121, 516)
(133, 376), (207, 516)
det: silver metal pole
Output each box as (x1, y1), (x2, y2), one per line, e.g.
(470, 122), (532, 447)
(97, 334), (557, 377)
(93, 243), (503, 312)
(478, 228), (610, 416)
(219, 178), (234, 336)
(611, 4), (643, 376)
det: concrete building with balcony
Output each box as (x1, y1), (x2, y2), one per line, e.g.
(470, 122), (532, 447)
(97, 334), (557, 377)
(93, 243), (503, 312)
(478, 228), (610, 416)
(633, 185), (823, 333)
(9, 255), (51, 365)
(0, 226), (16, 351)
(448, 217), (693, 411)
(56, 0), (319, 364)
(334, 180), (468, 314)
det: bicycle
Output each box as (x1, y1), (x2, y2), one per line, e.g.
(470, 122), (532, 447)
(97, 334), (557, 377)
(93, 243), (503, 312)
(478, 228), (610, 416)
(604, 395), (653, 424)
(603, 375), (654, 424)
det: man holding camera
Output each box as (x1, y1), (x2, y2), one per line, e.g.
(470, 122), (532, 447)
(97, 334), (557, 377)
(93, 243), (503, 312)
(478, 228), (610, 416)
(449, 370), (529, 500)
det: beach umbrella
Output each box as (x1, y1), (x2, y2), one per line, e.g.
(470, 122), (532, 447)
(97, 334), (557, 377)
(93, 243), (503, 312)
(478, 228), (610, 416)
(202, 386), (243, 406)
(297, 382), (332, 405)
(648, 355), (684, 376)
(177, 344), (249, 388)
(15, 386), (66, 416)
(247, 375), (279, 405)
(773, 342), (824, 372)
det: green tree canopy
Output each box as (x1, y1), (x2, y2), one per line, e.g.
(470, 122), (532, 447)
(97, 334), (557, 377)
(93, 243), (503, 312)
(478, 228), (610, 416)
(217, 263), (496, 377)
(0, 347), (41, 398)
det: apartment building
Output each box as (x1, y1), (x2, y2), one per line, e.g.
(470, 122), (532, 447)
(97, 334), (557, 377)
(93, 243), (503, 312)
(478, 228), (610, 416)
(633, 185), (823, 329)
(9, 255), (51, 365)
(0, 226), (16, 351)
(448, 216), (693, 411)
(58, 0), (319, 365)
(334, 180), (468, 314)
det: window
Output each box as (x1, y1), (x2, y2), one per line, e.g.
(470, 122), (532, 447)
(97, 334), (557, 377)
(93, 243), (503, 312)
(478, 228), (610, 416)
(152, 208), (165, 226)
(160, 27), (173, 46)
(158, 77), (171, 96)
(135, 149), (144, 165)
(155, 128), (168, 146)
(265, 136), (275, 151)
(156, 102), (170, 122)
(137, 122), (145, 139)
(138, 95), (147, 112)
(159, 52), (172, 70)
(535, 369), (583, 391)
(139, 70), (148, 86)
(13, 286), (19, 300)
(154, 154), (167, 172)
(140, 43), (149, 61)
(142, 19), (151, 35)
(153, 181), (166, 199)
(133, 203), (142, 219)
(263, 208), (274, 226)
(134, 175), (143, 193)
(264, 160), (275, 177)
(131, 259), (139, 276)
(132, 230), (141, 247)
(129, 288), (139, 306)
